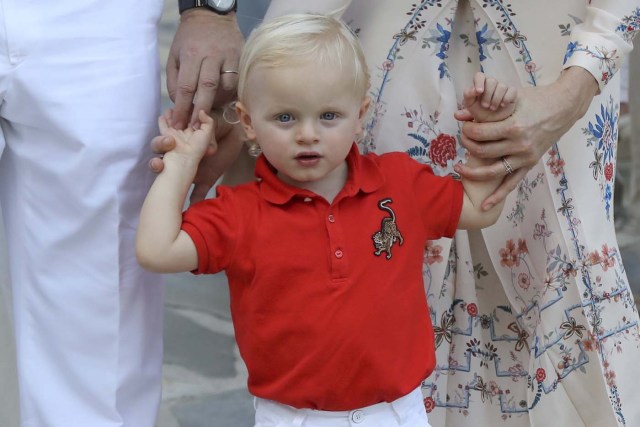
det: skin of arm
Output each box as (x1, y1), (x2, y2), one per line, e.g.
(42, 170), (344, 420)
(168, 10), (244, 129)
(150, 107), (246, 204)
(456, 73), (517, 230)
(454, 0), (638, 209)
(136, 110), (214, 273)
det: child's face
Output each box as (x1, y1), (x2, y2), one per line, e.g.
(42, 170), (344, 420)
(237, 60), (369, 193)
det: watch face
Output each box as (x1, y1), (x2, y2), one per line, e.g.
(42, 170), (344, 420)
(208, 0), (235, 12)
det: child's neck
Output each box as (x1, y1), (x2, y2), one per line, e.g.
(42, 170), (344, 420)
(280, 161), (348, 204)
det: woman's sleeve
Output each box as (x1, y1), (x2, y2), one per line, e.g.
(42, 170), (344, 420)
(563, 2), (640, 90)
(263, 0), (353, 21)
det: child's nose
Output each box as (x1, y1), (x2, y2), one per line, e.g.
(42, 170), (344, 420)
(295, 121), (319, 144)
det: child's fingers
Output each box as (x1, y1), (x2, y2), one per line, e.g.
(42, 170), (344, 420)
(489, 83), (508, 111)
(473, 72), (486, 93)
(197, 110), (216, 136)
(462, 86), (478, 107)
(502, 86), (518, 106)
(481, 77), (498, 108)
(158, 115), (170, 135)
(198, 109), (214, 125)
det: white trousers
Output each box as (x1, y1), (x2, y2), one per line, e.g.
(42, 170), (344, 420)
(254, 387), (432, 427)
(0, 1), (164, 426)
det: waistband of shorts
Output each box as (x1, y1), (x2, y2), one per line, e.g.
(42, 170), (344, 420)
(254, 386), (423, 422)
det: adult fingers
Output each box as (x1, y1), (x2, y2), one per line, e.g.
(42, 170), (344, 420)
(459, 131), (513, 160)
(461, 119), (512, 142)
(150, 135), (177, 155)
(189, 57), (222, 126)
(454, 108), (474, 122)
(220, 58), (240, 91)
(455, 157), (511, 181)
(172, 56), (201, 129)
(149, 157), (165, 174)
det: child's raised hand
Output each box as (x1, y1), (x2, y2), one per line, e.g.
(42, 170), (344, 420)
(460, 72), (517, 123)
(158, 109), (215, 161)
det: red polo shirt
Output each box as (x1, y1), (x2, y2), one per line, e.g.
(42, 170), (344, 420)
(181, 144), (463, 411)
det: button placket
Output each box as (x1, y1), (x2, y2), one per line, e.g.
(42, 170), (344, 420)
(324, 206), (348, 281)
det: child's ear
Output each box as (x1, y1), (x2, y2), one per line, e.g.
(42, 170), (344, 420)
(236, 102), (257, 140)
(358, 97), (371, 122)
(355, 97), (371, 137)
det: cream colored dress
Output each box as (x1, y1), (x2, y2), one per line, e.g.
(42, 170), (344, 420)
(265, 1), (640, 425)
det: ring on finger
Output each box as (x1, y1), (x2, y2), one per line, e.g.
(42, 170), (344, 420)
(501, 157), (514, 175)
(221, 70), (239, 75)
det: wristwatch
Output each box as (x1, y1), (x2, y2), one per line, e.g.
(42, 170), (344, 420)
(178, 0), (237, 15)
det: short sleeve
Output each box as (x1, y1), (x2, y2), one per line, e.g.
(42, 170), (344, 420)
(406, 160), (464, 240)
(181, 186), (241, 274)
(563, 2), (640, 89)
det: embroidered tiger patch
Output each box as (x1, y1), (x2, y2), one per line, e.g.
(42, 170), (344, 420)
(372, 198), (403, 260)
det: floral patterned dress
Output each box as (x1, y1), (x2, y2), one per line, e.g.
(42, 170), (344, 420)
(266, 0), (640, 425)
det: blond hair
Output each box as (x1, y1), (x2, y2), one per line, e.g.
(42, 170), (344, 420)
(237, 13), (370, 101)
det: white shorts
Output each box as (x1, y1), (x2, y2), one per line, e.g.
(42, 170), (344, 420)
(254, 387), (432, 427)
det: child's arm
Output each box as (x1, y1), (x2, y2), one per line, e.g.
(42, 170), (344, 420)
(136, 110), (214, 273)
(456, 73), (517, 230)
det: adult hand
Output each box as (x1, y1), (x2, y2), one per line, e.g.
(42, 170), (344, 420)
(167, 10), (244, 129)
(454, 66), (599, 210)
(150, 108), (245, 205)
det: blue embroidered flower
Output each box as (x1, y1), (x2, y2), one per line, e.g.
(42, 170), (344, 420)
(616, 7), (640, 42)
(476, 23), (490, 62)
(435, 23), (451, 60)
(583, 97), (619, 220)
(588, 103), (617, 163)
(563, 41), (579, 64)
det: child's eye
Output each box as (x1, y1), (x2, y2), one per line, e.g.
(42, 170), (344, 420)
(321, 112), (337, 120)
(276, 113), (292, 123)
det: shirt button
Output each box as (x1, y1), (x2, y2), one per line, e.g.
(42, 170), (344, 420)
(328, 214), (335, 223)
(350, 410), (364, 423)
(334, 249), (343, 259)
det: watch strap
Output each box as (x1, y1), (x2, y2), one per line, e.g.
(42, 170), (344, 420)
(178, 0), (237, 14)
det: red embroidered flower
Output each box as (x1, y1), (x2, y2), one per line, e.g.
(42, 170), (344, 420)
(602, 72), (609, 82)
(518, 273), (530, 291)
(499, 239), (520, 268)
(535, 368), (546, 382)
(382, 60), (394, 71)
(424, 241), (444, 265)
(429, 133), (457, 167)
(524, 62), (536, 73)
(467, 303), (478, 317)
(604, 163), (614, 181)
(423, 396), (436, 413)
(517, 239), (529, 254)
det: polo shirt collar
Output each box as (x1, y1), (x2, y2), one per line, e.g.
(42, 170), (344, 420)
(255, 143), (385, 205)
